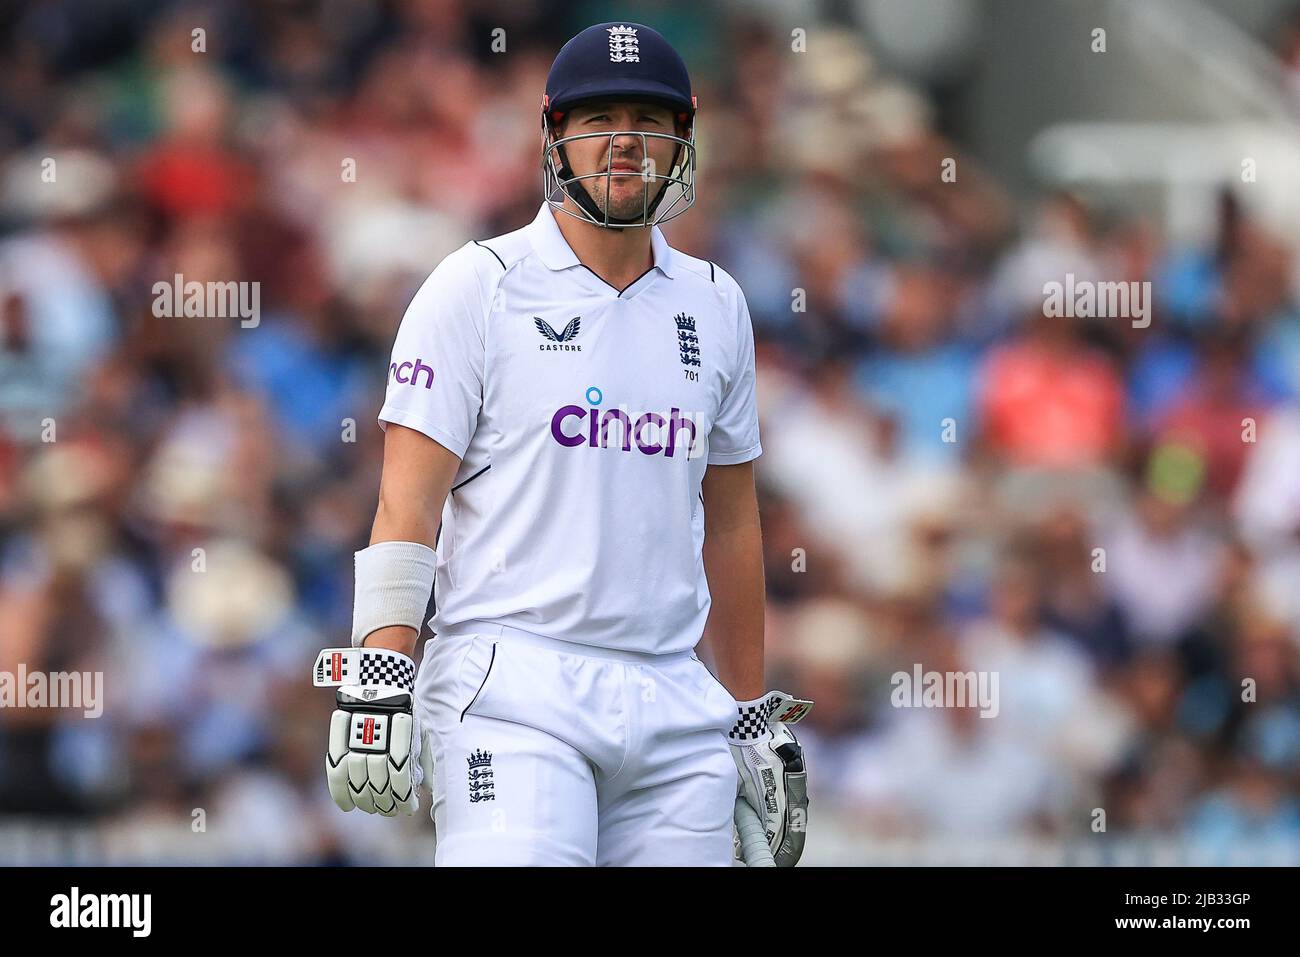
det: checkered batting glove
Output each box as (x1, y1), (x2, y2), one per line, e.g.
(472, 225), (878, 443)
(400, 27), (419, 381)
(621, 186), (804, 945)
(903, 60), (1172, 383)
(729, 691), (814, 867)
(312, 648), (423, 816)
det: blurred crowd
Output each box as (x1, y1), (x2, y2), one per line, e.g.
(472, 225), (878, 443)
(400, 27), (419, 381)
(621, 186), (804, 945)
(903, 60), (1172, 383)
(2, 0), (1300, 864)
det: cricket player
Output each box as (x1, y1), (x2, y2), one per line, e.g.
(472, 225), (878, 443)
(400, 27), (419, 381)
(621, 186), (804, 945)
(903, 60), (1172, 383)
(312, 22), (812, 866)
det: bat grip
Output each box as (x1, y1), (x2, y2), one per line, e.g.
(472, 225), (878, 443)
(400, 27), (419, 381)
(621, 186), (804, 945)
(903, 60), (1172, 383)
(734, 797), (776, 867)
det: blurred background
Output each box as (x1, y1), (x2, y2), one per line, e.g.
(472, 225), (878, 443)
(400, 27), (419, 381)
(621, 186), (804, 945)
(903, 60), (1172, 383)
(3, 0), (1300, 865)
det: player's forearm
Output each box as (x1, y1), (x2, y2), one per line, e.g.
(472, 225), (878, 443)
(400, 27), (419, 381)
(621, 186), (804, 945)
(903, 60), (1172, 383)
(370, 484), (441, 549)
(702, 517), (766, 700)
(358, 424), (461, 654)
(362, 494), (440, 655)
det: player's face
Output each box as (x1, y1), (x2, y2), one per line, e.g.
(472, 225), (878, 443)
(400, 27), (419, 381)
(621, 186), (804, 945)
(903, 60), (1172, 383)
(557, 101), (683, 220)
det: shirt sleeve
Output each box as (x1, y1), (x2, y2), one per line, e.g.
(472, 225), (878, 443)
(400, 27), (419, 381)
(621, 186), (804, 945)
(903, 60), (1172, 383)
(707, 272), (763, 466)
(378, 244), (492, 459)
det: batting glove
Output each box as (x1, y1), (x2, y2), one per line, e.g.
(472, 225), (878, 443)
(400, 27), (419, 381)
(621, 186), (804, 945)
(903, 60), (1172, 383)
(728, 691), (814, 867)
(313, 647), (423, 816)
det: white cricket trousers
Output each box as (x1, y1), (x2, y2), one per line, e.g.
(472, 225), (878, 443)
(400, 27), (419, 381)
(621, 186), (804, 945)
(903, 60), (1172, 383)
(416, 621), (739, 866)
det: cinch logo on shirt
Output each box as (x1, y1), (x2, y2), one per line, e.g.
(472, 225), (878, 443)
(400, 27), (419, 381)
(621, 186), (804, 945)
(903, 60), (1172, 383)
(389, 358), (435, 389)
(550, 387), (701, 457)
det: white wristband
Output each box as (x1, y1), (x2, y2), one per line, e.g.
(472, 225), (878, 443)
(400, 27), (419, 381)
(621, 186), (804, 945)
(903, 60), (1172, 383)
(351, 541), (437, 648)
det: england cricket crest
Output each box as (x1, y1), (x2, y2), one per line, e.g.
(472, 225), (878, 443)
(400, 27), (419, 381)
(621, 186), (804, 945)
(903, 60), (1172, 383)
(607, 25), (639, 63)
(675, 313), (701, 368)
(468, 749), (495, 802)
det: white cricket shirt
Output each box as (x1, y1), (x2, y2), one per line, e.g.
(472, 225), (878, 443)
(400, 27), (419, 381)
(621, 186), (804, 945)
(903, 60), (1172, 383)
(378, 204), (761, 655)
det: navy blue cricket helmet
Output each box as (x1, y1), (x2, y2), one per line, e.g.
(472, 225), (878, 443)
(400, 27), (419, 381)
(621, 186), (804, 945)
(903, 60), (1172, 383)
(542, 23), (698, 229)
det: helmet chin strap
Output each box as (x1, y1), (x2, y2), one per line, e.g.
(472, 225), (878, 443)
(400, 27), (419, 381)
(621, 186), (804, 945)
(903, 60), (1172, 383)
(550, 132), (678, 229)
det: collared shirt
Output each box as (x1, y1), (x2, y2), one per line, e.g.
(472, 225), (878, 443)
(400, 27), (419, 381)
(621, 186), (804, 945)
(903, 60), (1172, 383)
(379, 204), (761, 655)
